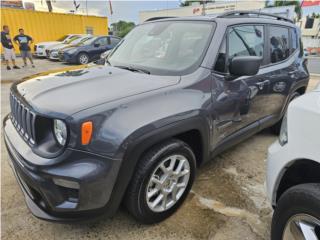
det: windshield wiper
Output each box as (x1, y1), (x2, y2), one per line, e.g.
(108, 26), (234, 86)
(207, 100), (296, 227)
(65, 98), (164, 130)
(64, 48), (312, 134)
(115, 65), (150, 74)
(105, 58), (111, 66)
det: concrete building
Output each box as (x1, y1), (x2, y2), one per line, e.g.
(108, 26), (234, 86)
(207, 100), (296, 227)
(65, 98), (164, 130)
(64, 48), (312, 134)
(139, 1), (296, 23)
(297, 17), (320, 55)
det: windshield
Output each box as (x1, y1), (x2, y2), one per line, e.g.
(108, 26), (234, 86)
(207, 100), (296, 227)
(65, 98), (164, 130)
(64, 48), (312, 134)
(63, 35), (81, 44)
(70, 36), (91, 45)
(108, 21), (215, 76)
(78, 37), (97, 45)
(57, 35), (68, 41)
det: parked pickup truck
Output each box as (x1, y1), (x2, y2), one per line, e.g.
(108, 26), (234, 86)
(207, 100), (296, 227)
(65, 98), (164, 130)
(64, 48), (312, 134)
(4, 11), (309, 224)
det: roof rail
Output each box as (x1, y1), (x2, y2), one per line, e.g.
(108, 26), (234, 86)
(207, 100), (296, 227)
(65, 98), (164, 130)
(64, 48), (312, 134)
(218, 10), (293, 23)
(144, 16), (177, 22)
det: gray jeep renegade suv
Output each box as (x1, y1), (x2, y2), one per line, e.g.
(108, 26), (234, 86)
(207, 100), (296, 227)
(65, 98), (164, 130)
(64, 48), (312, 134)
(3, 11), (309, 223)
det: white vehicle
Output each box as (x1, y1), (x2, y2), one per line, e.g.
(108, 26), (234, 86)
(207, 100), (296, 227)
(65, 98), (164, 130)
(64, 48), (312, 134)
(267, 83), (320, 240)
(47, 35), (91, 60)
(34, 34), (83, 57)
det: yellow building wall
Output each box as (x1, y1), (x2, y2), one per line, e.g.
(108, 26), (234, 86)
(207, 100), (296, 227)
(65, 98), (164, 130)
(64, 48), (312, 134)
(1, 8), (108, 53)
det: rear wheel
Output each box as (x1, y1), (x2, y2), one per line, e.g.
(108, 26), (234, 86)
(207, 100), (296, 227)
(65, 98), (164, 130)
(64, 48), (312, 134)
(271, 184), (320, 240)
(271, 91), (300, 134)
(77, 53), (89, 64)
(125, 139), (196, 224)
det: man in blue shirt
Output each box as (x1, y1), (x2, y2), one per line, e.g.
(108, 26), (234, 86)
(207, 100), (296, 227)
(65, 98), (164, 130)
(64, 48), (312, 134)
(14, 28), (35, 68)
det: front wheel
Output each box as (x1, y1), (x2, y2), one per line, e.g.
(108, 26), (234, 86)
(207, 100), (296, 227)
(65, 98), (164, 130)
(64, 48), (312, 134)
(125, 139), (196, 224)
(77, 53), (89, 64)
(271, 184), (320, 240)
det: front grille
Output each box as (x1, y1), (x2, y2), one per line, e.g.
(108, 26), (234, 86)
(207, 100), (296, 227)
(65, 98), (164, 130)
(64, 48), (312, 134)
(46, 49), (50, 57)
(58, 51), (64, 61)
(10, 92), (37, 145)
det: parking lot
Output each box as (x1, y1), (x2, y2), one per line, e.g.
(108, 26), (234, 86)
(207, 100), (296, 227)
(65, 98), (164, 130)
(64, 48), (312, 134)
(1, 58), (320, 240)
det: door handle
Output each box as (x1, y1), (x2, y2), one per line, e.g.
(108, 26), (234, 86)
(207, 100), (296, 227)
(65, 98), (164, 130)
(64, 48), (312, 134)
(289, 70), (298, 75)
(256, 80), (270, 90)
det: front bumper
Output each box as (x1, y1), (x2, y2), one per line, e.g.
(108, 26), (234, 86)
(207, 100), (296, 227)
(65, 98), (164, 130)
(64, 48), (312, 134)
(61, 52), (77, 63)
(266, 140), (288, 207)
(3, 115), (121, 221)
(49, 52), (59, 60)
(34, 49), (46, 57)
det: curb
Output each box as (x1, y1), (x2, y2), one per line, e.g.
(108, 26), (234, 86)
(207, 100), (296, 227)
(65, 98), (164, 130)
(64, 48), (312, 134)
(1, 79), (15, 84)
(311, 73), (320, 77)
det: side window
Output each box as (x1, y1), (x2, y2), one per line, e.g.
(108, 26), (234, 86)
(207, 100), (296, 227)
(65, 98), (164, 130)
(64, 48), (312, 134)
(269, 26), (289, 63)
(214, 37), (227, 73)
(96, 37), (108, 46)
(228, 25), (264, 59)
(110, 37), (120, 47)
(214, 25), (264, 73)
(290, 28), (298, 54)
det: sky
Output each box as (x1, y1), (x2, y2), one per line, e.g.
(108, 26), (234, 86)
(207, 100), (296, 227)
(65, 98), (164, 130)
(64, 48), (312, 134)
(26, 0), (320, 24)
(28, 0), (181, 23)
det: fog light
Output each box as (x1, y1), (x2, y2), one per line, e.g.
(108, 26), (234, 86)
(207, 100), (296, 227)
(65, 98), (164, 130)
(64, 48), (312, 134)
(53, 178), (79, 189)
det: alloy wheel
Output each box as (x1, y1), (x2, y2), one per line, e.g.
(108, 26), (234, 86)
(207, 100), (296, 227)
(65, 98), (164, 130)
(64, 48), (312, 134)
(146, 154), (190, 213)
(283, 214), (320, 240)
(79, 54), (89, 64)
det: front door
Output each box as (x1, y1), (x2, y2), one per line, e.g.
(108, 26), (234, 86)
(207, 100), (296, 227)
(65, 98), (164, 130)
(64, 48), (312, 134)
(211, 24), (270, 144)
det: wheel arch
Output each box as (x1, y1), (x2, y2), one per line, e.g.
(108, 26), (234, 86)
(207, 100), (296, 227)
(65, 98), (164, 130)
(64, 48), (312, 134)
(77, 51), (90, 63)
(103, 116), (210, 213)
(274, 159), (320, 206)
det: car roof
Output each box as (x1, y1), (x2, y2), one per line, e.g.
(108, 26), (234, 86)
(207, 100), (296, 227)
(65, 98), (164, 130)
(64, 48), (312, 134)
(144, 11), (297, 28)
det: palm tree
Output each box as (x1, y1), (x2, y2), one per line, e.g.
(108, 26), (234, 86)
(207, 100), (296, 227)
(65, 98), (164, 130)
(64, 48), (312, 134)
(272, 0), (302, 20)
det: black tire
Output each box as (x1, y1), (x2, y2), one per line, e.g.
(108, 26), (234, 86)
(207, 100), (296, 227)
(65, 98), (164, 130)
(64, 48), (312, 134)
(77, 52), (89, 64)
(125, 139), (196, 224)
(271, 91), (300, 134)
(271, 183), (320, 240)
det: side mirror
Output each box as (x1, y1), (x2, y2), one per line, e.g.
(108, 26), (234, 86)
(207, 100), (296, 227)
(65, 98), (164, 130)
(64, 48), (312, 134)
(228, 56), (262, 78)
(94, 43), (100, 47)
(94, 58), (105, 65)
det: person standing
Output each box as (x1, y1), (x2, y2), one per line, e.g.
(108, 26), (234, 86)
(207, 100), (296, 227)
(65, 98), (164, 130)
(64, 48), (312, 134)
(1, 25), (20, 70)
(14, 28), (35, 68)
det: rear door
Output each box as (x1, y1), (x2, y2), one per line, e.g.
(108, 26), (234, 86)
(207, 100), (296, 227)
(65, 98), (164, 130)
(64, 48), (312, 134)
(212, 24), (270, 143)
(91, 37), (109, 60)
(259, 25), (300, 126)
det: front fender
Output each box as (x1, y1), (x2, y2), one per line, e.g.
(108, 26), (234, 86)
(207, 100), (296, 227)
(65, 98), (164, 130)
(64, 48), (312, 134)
(71, 84), (212, 158)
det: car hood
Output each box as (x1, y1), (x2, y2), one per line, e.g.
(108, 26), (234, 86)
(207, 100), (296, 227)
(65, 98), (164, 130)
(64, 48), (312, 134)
(37, 41), (60, 47)
(63, 44), (86, 52)
(47, 43), (68, 51)
(13, 65), (180, 116)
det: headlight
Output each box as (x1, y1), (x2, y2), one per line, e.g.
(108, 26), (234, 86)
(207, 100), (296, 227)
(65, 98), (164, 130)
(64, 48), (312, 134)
(66, 48), (77, 54)
(100, 50), (110, 59)
(53, 119), (67, 146)
(279, 113), (288, 146)
(50, 51), (58, 56)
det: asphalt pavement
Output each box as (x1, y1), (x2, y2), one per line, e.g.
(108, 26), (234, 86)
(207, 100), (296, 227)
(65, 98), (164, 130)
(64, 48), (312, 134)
(307, 56), (320, 75)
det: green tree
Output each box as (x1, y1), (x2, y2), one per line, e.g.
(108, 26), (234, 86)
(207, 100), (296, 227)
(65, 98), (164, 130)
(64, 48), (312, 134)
(266, 0), (302, 20)
(111, 21), (135, 38)
(180, 0), (212, 7)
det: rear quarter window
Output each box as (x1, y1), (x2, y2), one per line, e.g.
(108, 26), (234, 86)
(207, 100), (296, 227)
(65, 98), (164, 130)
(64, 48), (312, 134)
(269, 26), (290, 63)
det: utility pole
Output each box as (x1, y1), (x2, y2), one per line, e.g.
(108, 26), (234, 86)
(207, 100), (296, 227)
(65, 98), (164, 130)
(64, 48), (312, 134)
(46, 0), (52, 12)
(86, 0), (88, 16)
(202, 0), (206, 16)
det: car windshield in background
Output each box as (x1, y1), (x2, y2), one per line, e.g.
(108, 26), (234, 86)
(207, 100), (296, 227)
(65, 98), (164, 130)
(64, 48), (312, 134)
(71, 36), (91, 45)
(57, 35), (69, 41)
(63, 36), (81, 44)
(78, 37), (96, 45)
(108, 21), (215, 76)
